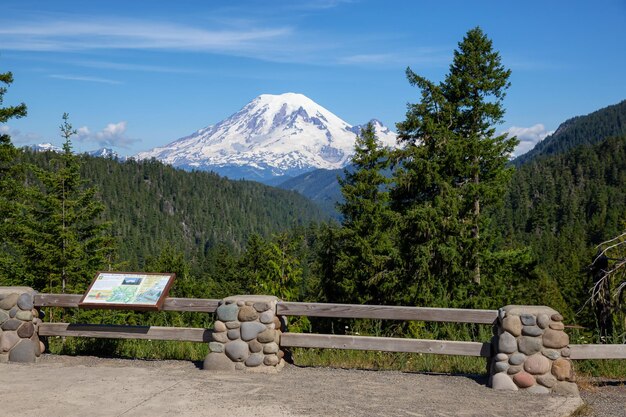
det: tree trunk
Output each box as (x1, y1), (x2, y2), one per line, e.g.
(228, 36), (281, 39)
(473, 161), (481, 285)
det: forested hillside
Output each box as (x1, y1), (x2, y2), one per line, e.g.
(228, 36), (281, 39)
(20, 151), (326, 269)
(495, 133), (626, 327)
(513, 100), (626, 165)
(277, 167), (344, 218)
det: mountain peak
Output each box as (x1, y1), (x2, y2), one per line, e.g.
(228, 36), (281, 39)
(135, 93), (397, 182)
(26, 143), (124, 160)
(28, 142), (63, 153)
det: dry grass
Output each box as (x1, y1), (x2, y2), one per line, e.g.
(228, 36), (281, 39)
(291, 348), (488, 374)
(575, 373), (600, 392)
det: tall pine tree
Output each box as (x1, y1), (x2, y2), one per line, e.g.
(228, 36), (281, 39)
(0, 69), (27, 282)
(392, 27), (518, 305)
(20, 114), (114, 293)
(321, 123), (399, 305)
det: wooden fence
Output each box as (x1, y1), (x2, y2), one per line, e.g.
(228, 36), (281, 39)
(33, 294), (626, 360)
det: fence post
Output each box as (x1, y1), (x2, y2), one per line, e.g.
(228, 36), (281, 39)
(203, 295), (286, 372)
(490, 305), (578, 395)
(0, 287), (44, 363)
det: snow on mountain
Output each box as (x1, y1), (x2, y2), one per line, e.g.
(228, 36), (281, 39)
(28, 142), (63, 153)
(86, 147), (121, 159)
(135, 93), (397, 181)
(26, 144), (124, 160)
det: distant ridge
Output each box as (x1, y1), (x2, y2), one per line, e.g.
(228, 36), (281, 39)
(26, 143), (123, 160)
(277, 167), (345, 218)
(513, 100), (626, 165)
(27, 142), (62, 153)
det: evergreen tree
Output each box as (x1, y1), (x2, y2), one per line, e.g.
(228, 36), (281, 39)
(20, 114), (114, 293)
(0, 69), (27, 282)
(239, 233), (269, 293)
(247, 233), (303, 301)
(322, 123), (399, 304)
(144, 247), (192, 297)
(392, 27), (518, 305)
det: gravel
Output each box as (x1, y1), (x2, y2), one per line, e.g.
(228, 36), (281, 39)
(579, 380), (626, 417)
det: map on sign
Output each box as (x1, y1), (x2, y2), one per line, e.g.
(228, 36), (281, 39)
(79, 272), (175, 310)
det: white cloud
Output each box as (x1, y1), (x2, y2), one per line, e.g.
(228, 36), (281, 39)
(49, 74), (122, 85)
(76, 121), (138, 148)
(0, 18), (291, 56)
(0, 14), (423, 66)
(0, 125), (42, 144)
(504, 124), (554, 157)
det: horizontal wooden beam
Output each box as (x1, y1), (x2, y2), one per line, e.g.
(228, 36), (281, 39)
(34, 294), (219, 313)
(281, 333), (491, 357)
(38, 323), (212, 342)
(162, 298), (219, 313)
(569, 344), (626, 360)
(277, 302), (498, 324)
(34, 294), (83, 308)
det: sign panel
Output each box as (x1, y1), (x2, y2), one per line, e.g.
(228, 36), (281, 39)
(79, 272), (175, 311)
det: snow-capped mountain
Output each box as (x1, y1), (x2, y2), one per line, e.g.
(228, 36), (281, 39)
(26, 144), (124, 161)
(28, 142), (63, 153)
(86, 147), (121, 159)
(135, 93), (397, 182)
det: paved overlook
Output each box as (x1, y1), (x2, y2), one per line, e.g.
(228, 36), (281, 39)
(1, 355), (585, 417)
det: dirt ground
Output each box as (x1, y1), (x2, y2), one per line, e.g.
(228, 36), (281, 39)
(0, 355), (590, 417)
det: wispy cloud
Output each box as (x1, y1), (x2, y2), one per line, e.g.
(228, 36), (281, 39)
(338, 47), (449, 67)
(339, 53), (395, 65)
(504, 123), (554, 157)
(70, 60), (198, 74)
(49, 74), (122, 85)
(0, 13), (416, 67)
(288, 0), (355, 10)
(0, 125), (43, 144)
(0, 12), (447, 67)
(0, 17), (292, 54)
(76, 121), (139, 148)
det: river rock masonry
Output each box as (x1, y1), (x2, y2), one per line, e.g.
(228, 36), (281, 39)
(203, 295), (285, 372)
(0, 287), (44, 363)
(490, 305), (578, 396)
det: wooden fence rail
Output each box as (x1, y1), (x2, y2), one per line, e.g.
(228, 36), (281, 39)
(568, 344), (626, 360)
(34, 294), (220, 312)
(32, 293), (626, 360)
(38, 323), (212, 342)
(277, 302), (498, 324)
(281, 333), (491, 357)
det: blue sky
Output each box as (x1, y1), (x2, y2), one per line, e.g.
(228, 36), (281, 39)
(1, 0), (625, 157)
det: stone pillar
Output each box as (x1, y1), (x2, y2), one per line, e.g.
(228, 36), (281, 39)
(490, 305), (578, 395)
(0, 287), (44, 363)
(203, 295), (285, 372)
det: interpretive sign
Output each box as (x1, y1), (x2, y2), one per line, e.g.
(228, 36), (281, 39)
(79, 272), (175, 311)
